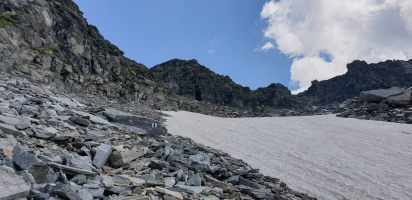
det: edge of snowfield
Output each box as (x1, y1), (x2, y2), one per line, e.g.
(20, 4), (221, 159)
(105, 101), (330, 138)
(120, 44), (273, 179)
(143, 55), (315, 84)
(163, 111), (412, 200)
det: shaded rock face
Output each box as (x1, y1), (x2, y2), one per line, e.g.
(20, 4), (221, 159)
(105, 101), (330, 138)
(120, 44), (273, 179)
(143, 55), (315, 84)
(0, 0), (156, 100)
(301, 60), (412, 104)
(151, 59), (295, 111)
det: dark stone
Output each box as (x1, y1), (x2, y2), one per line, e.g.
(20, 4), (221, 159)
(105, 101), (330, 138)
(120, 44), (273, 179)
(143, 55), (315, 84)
(69, 116), (90, 127)
(70, 174), (87, 185)
(13, 145), (43, 170)
(102, 109), (166, 135)
(51, 184), (82, 200)
(28, 164), (58, 184)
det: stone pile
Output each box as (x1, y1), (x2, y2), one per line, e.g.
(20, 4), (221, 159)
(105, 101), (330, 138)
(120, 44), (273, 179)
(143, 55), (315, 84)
(336, 87), (412, 124)
(0, 74), (314, 199)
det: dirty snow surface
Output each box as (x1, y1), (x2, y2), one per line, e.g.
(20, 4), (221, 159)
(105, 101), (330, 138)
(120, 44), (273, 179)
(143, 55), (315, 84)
(164, 111), (412, 200)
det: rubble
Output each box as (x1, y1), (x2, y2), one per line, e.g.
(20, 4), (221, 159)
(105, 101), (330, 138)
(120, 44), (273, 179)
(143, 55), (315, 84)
(0, 74), (314, 200)
(337, 87), (412, 124)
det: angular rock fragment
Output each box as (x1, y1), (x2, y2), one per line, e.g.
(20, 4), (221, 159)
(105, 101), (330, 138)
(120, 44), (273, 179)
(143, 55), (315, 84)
(155, 187), (184, 200)
(15, 120), (31, 130)
(0, 123), (23, 136)
(93, 143), (112, 168)
(67, 154), (94, 171)
(69, 116), (90, 127)
(76, 188), (93, 200)
(52, 184), (83, 200)
(13, 145), (43, 170)
(49, 163), (97, 176)
(109, 146), (147, 167)
(0, 170), (30, 200)
(71, 110), (111, 125)
(189, 153), (211, 172)
(101, 175), (114, 188)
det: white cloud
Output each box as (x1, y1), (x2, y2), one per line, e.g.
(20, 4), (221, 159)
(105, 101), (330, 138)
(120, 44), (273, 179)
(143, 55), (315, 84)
(261, 0), (412, 93)
(261, 42), (275, 51)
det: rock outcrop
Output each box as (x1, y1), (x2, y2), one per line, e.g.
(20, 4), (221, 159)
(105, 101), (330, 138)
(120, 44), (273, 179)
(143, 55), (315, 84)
(301, 60), (412, 104)
(151, 59), (297, 115)
(336, 87), (412, 124)
(0, 0), (163, 102)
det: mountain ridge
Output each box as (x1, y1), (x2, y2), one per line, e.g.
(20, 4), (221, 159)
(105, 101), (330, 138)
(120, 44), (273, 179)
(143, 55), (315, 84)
(1, 0), (411, 117)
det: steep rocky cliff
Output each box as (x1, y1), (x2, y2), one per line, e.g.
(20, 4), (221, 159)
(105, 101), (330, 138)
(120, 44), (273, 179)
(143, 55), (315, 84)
(0, 0), (159, 101)
(301, 60), (412, 104)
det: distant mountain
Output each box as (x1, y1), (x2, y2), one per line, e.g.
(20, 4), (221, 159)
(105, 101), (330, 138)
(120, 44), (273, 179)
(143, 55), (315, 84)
(151, 59), (295, 112)
(300, 60), (412, 104)
(1, 0), (411, 116)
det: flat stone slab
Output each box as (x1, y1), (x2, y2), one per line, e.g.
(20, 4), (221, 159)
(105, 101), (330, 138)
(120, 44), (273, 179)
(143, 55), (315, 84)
(71, 110), (111, 126)
(0, 170), (30, 200)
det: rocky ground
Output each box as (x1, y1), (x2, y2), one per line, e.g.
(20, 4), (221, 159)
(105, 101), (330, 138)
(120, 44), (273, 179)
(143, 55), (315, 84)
(0, 73), (314, 200)
(336, 87), (412, 124)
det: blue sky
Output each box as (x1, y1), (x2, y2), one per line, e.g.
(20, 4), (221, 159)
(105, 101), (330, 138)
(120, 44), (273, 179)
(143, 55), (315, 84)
(73, 0), (295, 90)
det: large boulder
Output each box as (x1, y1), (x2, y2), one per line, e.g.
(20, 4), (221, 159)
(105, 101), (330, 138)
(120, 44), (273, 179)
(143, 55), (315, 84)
(360, 87), (412, 105)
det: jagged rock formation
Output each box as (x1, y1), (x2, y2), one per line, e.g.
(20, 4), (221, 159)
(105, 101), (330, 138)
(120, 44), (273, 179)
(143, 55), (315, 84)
(151, 59), (296, 113)
(0, 0), (159, 101)
(0, 0), (297, 117)
(301, 60), (412, 104)
(336, 87), (412, 124)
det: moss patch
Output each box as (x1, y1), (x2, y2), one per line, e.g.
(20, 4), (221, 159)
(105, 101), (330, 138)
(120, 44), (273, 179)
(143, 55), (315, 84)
(0, 13), (17, 28)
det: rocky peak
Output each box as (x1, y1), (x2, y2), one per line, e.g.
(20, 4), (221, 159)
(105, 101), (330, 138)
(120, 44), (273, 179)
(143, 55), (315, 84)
(301, 59), (412, 104)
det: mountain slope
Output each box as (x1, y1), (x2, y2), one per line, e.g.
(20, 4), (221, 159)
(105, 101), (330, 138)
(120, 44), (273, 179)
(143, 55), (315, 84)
(0, 0), (295, 116)
(300, 60), (412, 104)
(151, 59), (295, 112)
(0, 0), (157, 101)
(2, 0), (411, 116)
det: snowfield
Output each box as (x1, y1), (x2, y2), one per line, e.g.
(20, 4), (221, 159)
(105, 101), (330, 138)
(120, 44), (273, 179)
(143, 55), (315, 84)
(164, 111), (412, 200)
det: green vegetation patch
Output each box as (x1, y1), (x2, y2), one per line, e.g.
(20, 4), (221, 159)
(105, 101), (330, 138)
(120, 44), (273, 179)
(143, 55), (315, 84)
(0, 13), (17, 28)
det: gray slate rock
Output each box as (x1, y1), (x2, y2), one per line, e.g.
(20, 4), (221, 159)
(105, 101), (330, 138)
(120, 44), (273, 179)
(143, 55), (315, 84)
(13, 145), (43, 170)
(0, 123), (23, 136)
(360, 87), (412, 105)
(0, 170), (31, 200)
(69, 116), (90, 127)
(103, 108), (166, 135)
(109, 146), (148, 167)
(187, 173), (202, 186)
(15, 120), (31, 130)
(76, 188), (93, 200)
(93, 143), (112, 168)
(67, 154), (93, 172)
(52, 184), (83, 200)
